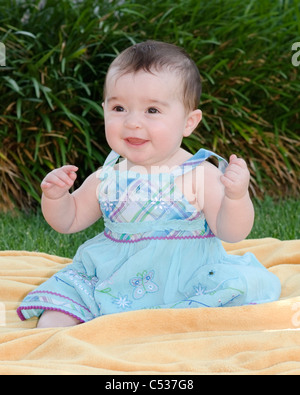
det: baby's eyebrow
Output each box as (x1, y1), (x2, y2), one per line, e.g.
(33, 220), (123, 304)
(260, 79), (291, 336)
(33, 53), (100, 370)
(106, 96), (119, 103)
(106, 97), (170, 108)
(147, 99), (170, 108)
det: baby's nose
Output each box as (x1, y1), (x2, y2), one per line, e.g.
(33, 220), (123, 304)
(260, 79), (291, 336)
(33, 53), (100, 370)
(124, 112), (142, 129)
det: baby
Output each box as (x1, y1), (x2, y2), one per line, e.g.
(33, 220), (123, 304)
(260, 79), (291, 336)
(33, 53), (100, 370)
(18, 41), (281, 328)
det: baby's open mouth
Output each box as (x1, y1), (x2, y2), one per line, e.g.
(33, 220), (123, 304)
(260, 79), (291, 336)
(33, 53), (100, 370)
(126, 138), (149, 146)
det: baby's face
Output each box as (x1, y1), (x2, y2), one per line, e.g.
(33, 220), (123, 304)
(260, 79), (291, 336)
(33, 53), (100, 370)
(103, 68), (198, 170)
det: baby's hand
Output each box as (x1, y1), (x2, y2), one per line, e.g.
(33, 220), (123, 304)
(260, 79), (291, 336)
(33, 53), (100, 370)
(41, 165), (78, 200)
(220, 155), (250, 200)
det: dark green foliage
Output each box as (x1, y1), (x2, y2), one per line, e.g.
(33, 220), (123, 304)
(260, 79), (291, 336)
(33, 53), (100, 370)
(0, 0), (299, 210)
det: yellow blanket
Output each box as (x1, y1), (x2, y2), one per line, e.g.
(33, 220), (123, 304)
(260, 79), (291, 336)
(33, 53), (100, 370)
(0, 238), (300, 375)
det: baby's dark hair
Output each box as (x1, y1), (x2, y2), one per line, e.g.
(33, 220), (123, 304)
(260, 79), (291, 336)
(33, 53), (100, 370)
(104, 40), (202, 111)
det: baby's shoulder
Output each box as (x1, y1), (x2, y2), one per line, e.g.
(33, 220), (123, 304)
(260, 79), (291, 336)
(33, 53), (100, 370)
(193, 159), (223, 197)
(201, 158), (221, 170)
(192, 158), (223, 179)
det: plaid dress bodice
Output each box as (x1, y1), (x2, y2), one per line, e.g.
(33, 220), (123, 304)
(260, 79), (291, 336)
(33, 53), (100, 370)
(98, 149), (227, 243)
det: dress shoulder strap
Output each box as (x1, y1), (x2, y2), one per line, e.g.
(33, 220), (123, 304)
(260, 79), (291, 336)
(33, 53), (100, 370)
(103, 150), (120, 169)
(171, 148), (228, 177)
(97, 150), (120, 180)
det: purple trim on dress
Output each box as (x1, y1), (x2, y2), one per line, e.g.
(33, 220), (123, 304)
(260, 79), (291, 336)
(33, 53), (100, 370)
(29, 290), (91, 312)
(104, 231), (215, 243)
(17, 290), (92, 323)
(17, 305), (85, 323)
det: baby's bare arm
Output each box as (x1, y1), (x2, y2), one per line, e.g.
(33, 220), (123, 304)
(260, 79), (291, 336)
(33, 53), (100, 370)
(41, 168), (102, 234)
(202, 156), (254, 243)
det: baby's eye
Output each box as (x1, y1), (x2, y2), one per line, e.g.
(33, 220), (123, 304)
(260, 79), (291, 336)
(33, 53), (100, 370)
(147, 107), (160, 114)
(113, 106), (125, 112)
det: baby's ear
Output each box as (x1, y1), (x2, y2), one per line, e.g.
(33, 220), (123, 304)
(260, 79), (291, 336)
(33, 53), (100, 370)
(183, 109), (202, 137)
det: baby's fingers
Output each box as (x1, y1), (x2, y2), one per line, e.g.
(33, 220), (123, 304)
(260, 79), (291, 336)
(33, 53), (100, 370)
(220, 174), (235, 188)
(229, 154), (248, 169)
(61, 165), (78, 184)
(41, 166), (78, 189)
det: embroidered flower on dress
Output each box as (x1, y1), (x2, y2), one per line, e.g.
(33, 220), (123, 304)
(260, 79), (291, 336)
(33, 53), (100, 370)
(193, 283), (206, 296)
(112, 293), (132, 310)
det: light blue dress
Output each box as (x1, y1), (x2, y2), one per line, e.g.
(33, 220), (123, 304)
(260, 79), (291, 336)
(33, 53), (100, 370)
(18, 149), (281, 323)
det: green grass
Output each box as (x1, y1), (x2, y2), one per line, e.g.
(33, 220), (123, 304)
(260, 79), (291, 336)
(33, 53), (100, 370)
(0, 209), (103, 257)
(0, 197), (298, 258)
(250, 196), (299, 240)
